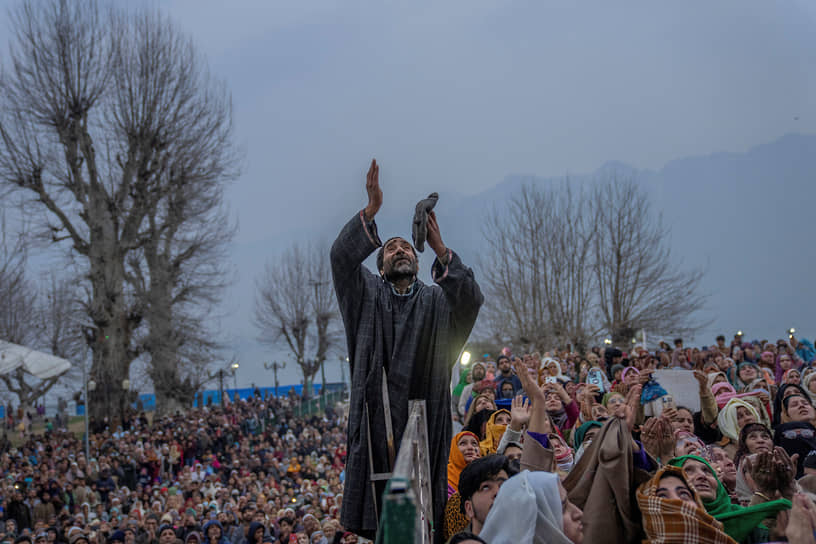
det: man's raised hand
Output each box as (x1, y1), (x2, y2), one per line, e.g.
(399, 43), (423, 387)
(426, 211), (447, 258)
(364, 159), (382, 221)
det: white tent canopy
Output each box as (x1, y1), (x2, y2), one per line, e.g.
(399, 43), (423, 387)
(0, 340), (72, 379)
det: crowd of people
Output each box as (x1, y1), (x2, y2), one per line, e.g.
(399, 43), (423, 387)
(5, 331), (816, 543)
(0, 395), (358, 544)
(445, 333), (816, 543)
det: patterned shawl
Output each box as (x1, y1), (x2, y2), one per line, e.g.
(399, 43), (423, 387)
(637, 465), (736, 544)
(668, 455), (791, 543)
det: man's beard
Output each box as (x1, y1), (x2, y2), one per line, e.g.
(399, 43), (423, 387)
(383, 259), (417, 284)
(383, 268), (415, 283)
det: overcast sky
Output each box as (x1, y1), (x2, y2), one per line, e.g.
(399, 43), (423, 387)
(158, 0), (816, 244)
(3, 1), (815, 389)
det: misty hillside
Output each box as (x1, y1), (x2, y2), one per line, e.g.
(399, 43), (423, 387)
(437, 133), (816, 344)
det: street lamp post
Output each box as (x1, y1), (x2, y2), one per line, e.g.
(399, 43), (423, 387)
(338, 356), (348, 392)
(121, 379), (130, 427)
(86, 378), (96, 457)
(230, 363), (239, 395)
(219, 369), (224, 405)
(264, 361), (286, 397)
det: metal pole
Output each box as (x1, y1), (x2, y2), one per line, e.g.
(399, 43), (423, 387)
(320, 358), (326, 403)
(219, 370), (224, 406)
(83, 355), (90, 461)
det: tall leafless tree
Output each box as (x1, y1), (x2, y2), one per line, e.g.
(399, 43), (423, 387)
(254, 244), (340, 398)
(128, 174), (236, 415)
(479, 182), (597, 352)
(117, 11), (238, 415)
(478, 174), (706, 350)
(591, 174), (707, 344)
(0, 1), (238, 419)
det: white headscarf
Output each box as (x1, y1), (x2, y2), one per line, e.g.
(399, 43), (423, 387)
(803, 371), (816, 404)
(479, 470), (572, 544)
(717, 398), (760, 442)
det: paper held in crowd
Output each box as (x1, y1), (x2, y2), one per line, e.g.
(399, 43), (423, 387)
(646, 369), (701, 417)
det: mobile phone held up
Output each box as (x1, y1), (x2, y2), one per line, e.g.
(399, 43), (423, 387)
(661, 394), (676, 411)
(587, 368), (605, 393)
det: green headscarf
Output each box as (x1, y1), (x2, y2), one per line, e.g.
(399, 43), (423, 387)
(452, 365), (471, 398)
(668, 454), (791, 543)
(573, 420), (602, 450)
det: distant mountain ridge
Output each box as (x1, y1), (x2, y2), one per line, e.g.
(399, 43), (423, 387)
(438, 133), (816, 343)
(227, 132), (816, 382)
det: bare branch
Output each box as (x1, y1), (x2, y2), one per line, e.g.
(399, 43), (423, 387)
(254, 243), (341, 390)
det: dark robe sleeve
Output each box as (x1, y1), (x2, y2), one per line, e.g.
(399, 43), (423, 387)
(330, 210), (382, 367)
(431, 248), (484, 358)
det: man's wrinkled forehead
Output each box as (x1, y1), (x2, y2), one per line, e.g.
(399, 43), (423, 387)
(383, 237), (413, 252)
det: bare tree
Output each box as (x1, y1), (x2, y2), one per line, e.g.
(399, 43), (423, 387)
(0, 1), (238, 419)
(591, 174), (707, 344)
(478, 174), (706, 351)
(0, 226), (82, 413)
(479, 182), (597, 352)
(117, 11), (238, 415)
(129, 177), (236, 415)
(254, 244), (340, 398)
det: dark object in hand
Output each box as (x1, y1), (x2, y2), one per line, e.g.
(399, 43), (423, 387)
(412, 192), (438, 252)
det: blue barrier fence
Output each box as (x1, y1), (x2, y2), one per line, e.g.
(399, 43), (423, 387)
(74, 382), (345, 415)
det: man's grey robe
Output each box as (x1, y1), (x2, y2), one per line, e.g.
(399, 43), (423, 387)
(331, 211), (483, 541)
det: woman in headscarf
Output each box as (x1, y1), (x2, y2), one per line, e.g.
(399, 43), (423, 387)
(668, 455), (791, 543)
(781, 368), (801, 385)
(571, 421), (602, 464)
(733, 362), (762, 390)
(462, 392), (496, 431)
(496, 379), (517, 400)
(772, 383), (811, 426)
(447, 431), (480, 497)
(549, 433), (575, 475)
(717, 398), (760, 458)
(802, 370), (816, 404)
(775, 352), (800, 385)
(708, 371), (729, 391)
(479, 409), (511, 456)
(712, 381), (739, 409)
(773, 393), (816, 477)
(733, 423), (773, 472)
(479, 470), (584, 544)
(452, 366), (471, 415)
(601, 392), (627, 419)
(543, 381), (579, 435)
(572, 421), (601, 451)
(637, 465), (736, 544)
(793, 337), (816, 364)
(706, 445), (738, 500)
(673, 430), (705, 457)
(539, 358), (566, 386)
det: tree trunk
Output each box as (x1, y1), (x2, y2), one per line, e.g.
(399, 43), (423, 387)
(86, 222), (135, 424)
(153, 386), (192, 416)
